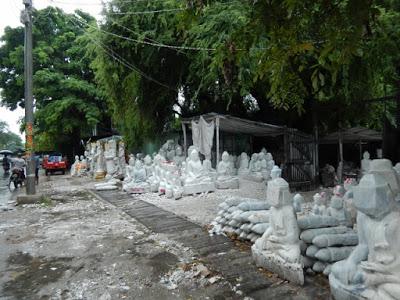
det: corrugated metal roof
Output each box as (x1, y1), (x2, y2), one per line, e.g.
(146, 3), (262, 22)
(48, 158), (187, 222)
(319, 127), (382, 144)
(181, 113), (285, 136)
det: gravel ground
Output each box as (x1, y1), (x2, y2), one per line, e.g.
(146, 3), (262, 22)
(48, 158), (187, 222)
(0, 175), (238, 300)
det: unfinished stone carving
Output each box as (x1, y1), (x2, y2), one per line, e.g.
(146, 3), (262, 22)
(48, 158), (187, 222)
(216, 151), (239, 189)
(361, 151), (371, 175)
(252, 167), (304, 285)
(329, 173), (400, 300)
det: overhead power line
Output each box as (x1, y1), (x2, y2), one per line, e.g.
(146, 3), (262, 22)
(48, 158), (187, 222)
(69, 16), (179, 91)
(71, 14), (217, 51)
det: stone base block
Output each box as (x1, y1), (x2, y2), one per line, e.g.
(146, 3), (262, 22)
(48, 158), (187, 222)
(17, 193), (44, 205)
(252, 246), (304, 285)
(329, 274), (365, 300)
(94, 171), (106, 180)
(240, 174), (264, 182)
(183, 182), (216, 195)
(125, 185), (150, 194)
(216, 178), (239, 189)
(96, 185), (118, 191)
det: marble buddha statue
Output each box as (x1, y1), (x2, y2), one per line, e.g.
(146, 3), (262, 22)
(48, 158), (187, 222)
(238, 152), (250, 176)
(117, 141), (126, 177)
(361, 151), (371, 176)
(327, 194), (351, 226)
(173, 146), (185, 167)
(123, 160), (150, 193)
(182, 149), (215, 195)
(123, 157), (135, 183)
(172, 172), (183, 200)
(312, 193), (327, 216)
(94, 142), (106, 179)
(79, 155), (87, 176)
(104, 139), (117, 177)
(143, 155), (154, 179)
(164, 171), (174, 198)
(252, 166), (304, 284)
(71, 155), (80, 177)
(329, 173), (400, 300)
(216, 151), (239, 189)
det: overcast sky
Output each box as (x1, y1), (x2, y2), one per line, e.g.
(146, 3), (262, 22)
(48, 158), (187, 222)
(0, 0), (102, 138)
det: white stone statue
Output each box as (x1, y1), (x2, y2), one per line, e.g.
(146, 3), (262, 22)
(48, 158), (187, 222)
(104, 140), (117, 177)
(165, 171), (174, 198)
(293, 193), (303, 213)
(94, 142), (106, 179)
(182, 149), (215, 195)
(143, 155), (154, 179)
(173, 146), (185, 167)
(118, 141), (126, 177)
(266, 152), (275, 171)
(313, 193), (327, 216)
(229, 155), (237, 176)
(327, 194), (351, 226)
(252, 167), (304, 285)
(361, 151), (371, 175)
(329, 173), (400, 300)
(123, 156), (135, 183)
(71, 155), (80, 177)
(79, 155), (87, 176)
(238, 152), (250, 176)
(394, 162), (400, 177)
(123, 160), (150, 194)
(172, 172), (183, 200)
(216, 151), (239, 189)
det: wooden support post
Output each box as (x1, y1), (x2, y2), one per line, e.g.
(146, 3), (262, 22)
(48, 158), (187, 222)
(216, 117), (220, 164)
(339, 131), (344, 183)
(182, 122), (187, 158)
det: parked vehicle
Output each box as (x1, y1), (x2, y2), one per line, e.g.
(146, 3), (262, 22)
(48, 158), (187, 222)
(9, 167), (25, 189)
(42, 154), (67, 175)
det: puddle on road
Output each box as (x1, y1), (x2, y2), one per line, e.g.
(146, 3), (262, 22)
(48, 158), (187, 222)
(148, 251), (179, 279)
(3, 252), (72, 299)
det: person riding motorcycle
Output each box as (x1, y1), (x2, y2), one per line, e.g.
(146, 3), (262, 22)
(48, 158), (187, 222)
(11, 155), (26, 181)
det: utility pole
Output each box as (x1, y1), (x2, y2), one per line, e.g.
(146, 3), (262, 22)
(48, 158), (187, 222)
(21, 0), (35, 195)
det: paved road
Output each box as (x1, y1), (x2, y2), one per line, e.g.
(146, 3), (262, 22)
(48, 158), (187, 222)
(0, 170), (12, 209)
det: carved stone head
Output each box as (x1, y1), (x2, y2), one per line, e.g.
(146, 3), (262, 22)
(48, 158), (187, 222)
(363, 151), (370, 160)
(267, 177), (291, 207)
(271, 166), (281, 180)
(190, 149), (200, 162)
(369, 159), (400, 196)
(144, 155), (152, 166)
(128, 156), (135, 166)
(353, 173), (394, 219)
(222, 151), (229, 162)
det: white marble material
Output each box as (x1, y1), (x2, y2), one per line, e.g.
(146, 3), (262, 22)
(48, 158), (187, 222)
(329, 173), (400, 300)
(313, 193), (327, 216)
(216, 151), (239, 189)
(293, 193), (303, 213)
(173, 146), (185, 167)
(252, 167), (304, 285)
(327, 195), (351, 226)
(70, 155), (80, 177)
(123, 160), (150, 194)
(182, 149), (215, 195)
(94, 141), (106, 179)
(238, 152), (250, 176)
(361, 151), (371, 175)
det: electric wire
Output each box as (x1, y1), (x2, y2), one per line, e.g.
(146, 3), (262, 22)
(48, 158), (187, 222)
(69, 15), (179, 91)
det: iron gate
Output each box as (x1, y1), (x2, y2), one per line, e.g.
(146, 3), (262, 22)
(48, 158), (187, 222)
(282, 128), (318, 191)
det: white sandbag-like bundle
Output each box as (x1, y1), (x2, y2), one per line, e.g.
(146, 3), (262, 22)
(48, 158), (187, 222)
(297, 215), (357, 276)
(209, 197), (270, 242)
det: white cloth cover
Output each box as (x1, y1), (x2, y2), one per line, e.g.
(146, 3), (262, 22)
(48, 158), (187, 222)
(191, 116), (215, 158)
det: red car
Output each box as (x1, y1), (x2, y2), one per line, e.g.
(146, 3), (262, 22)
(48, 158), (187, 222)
(43, 154), (67, 175)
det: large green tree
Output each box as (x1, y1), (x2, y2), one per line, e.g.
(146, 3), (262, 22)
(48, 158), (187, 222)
(0, 7), (108, 156)
(89, 0), (400, 148)
(0, 121), (23, 152)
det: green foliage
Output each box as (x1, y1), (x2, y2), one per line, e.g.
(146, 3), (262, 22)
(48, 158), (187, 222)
(0, 121), (23, 152)
(0, 7), (108, 154)
(90, 0), (400, 145)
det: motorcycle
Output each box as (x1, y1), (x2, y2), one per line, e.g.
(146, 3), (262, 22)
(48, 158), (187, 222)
(9, 167), (25, 190)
